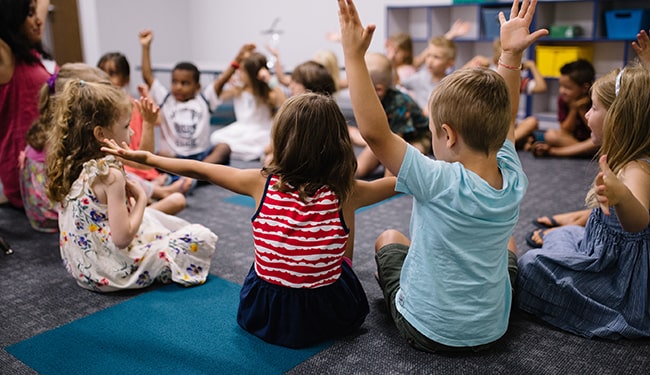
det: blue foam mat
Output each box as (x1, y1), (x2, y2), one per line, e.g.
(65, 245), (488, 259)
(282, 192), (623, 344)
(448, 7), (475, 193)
(7, 276), (328, 374)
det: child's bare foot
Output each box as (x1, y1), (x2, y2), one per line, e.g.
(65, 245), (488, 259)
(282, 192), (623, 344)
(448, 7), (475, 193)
(522, 136), (535, 151)
(173, 177), (196, 194)
(533, 209), (590, 228)
(531, 142), (551, 157)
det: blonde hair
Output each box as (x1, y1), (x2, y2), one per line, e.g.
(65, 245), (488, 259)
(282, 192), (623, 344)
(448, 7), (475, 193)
(387, 33), (414, 65)
(313, 49), (341, 92)
(586, 64), (650, 207)
(429, 36), (457, 61)
(428, 68), (509, 155)
(365, 52), (394, 88)
(46, 79), (132, 203)
(27, 63), (109, 151)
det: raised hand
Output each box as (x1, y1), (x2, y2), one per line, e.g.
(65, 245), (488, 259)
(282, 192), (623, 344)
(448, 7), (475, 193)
(138, 96), (160, 125)
(139, 29), (153, 47)
(444, 19), (471, 40)
(338, 0), (376, 60)
(632, 29), (650, 67)
(498, 0), (548, 57)
(235, 43), (256, 64)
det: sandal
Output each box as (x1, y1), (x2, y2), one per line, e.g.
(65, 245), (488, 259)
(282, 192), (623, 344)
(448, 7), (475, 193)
(532, 215), (560, 229)
(525, 229), (547, 248)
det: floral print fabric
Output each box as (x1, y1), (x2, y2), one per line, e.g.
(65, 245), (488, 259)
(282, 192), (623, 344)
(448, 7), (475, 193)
(58, 156), (217, 292)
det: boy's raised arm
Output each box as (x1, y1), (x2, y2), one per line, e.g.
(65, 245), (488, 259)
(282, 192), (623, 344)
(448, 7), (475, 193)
(339, 0), (407, 176)
(497, 0), (548, 143)
(139, 29), (155, 88)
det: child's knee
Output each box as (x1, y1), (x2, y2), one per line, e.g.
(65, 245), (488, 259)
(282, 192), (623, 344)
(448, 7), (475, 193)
(375, 229), (408, 252)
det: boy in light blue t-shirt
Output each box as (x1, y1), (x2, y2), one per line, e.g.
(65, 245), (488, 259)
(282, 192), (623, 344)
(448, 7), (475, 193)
(339, 0), (548, 352)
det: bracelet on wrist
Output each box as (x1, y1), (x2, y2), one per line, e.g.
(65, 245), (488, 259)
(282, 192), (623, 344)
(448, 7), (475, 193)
(498, 59), (523, 71)
(230, 60), (240, 69)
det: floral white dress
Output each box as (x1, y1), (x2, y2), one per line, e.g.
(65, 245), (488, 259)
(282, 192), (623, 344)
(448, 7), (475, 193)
(58, 156), (218, 292)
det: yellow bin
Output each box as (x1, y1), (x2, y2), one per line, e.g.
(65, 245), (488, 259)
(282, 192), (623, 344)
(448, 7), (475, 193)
(535, 45), (594, 78)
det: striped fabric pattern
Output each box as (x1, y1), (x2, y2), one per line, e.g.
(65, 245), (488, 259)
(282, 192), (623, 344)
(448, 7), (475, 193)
(252, 176), (349, 288)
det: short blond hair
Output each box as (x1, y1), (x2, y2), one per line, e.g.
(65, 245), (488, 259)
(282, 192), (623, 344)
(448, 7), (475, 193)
(428, 36), (456, 61)
(428, 68), (509, 155)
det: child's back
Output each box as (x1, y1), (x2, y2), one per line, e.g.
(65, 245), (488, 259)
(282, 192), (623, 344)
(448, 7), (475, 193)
(340, 0), (547, 351)
(102, 92), (397, 348)
(47, 78), (217, 292)
(388, 68), (526, 347)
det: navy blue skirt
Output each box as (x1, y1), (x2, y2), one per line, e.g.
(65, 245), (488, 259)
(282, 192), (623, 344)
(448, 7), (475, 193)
(237, 260), (369, 348)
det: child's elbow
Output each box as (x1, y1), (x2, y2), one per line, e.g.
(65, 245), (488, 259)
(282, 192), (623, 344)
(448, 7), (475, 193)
(112, 234), (134, 249)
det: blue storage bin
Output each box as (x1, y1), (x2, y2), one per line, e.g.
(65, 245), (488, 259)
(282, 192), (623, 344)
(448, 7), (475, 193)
(481, 7), (510, 39)
(605, 9), (650, 40)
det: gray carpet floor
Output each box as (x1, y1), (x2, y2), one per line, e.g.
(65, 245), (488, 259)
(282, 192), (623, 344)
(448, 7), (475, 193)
(1, 151), (649, 374)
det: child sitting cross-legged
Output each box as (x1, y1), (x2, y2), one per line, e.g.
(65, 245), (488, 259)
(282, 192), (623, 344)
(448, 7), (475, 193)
(339, 0), (548, 352)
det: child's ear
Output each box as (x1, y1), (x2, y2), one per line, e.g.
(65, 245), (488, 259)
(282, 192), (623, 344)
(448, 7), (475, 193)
(93, 126), (106, 142)
(441, 123), (457, 148)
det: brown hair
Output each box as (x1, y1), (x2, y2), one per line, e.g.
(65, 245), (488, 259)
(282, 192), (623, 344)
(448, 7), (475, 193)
(428, 68), (509, 155)
(290, 61), (337, 95)
(46, 79), (132, 203)
(263, 93), (356, 203)
(313, 49), (341, 92)
(26, 63), (109, 152)
(242, 52), (275, 114)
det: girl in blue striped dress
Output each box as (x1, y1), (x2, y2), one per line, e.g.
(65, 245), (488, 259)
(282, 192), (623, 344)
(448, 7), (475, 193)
(517, 64), (650, 339)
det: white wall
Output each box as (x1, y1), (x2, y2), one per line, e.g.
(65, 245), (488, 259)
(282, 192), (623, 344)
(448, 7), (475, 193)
(78, 0), (447, 91)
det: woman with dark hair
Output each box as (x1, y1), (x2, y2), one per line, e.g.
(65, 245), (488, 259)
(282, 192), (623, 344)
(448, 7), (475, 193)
(1, 0), (57, 208)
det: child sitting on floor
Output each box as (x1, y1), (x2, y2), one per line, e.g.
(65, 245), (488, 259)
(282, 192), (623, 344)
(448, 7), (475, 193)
(209, 44), (287, 162)
(47, 78), (217, 292)
(139, 29), (231, 165)
(355, 52), (430, 179)
(102, 92), (397, 348)
(339, 0), (547, 352)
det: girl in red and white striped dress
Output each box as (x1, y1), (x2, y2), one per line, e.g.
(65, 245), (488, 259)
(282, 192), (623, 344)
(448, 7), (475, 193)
(102, 92), (397, 348)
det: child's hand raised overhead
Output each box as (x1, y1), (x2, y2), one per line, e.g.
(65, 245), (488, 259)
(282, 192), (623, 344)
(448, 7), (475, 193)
(338, 0), (376, 60)
(235, 43), (256, 64)
(139, 29), (153, 47)
(498, 0), (548, 58)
